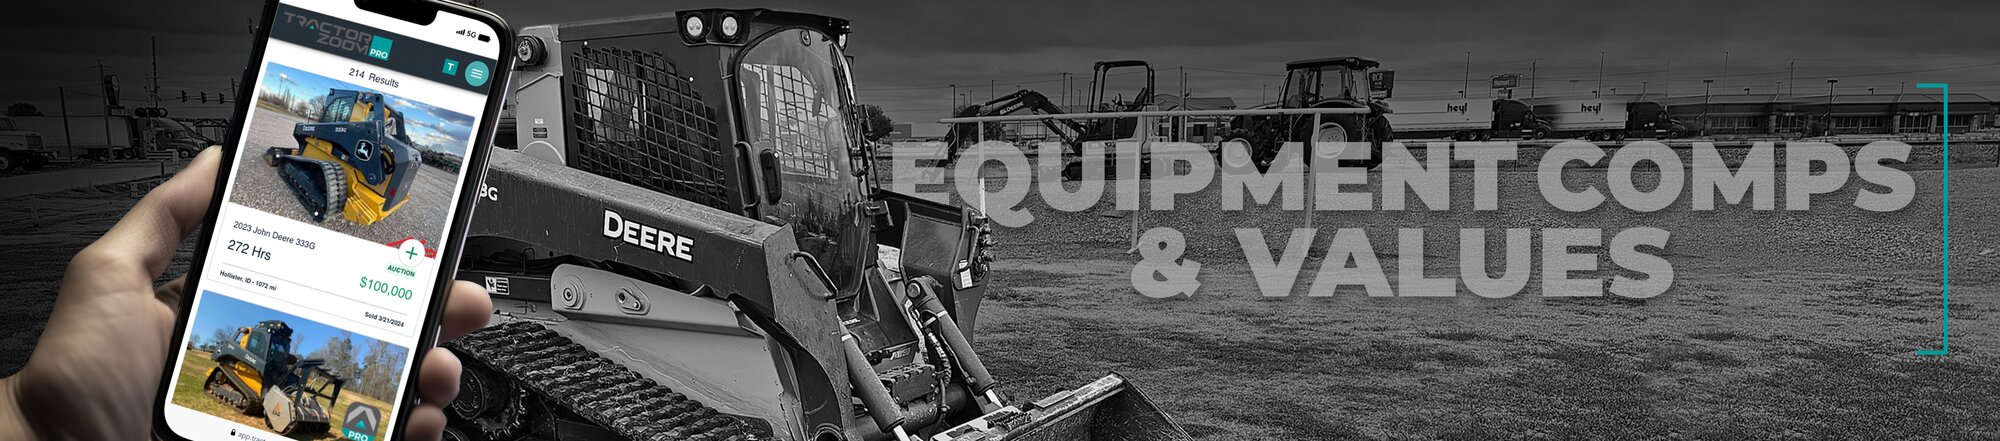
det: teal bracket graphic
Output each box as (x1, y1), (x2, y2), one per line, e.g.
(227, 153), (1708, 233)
(1916, 83), (1951, 356)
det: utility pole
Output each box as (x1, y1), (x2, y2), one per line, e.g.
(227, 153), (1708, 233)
(1826, 79), (1838, 134)
(1721, 51), (1730, 90)
(1596, 51), (1605, 98)
(58, 87), (73, 155)
(1664, 59), (1671, 98)
(1179, 66), (1188, 141)
(1059, 73), (1069, 109)
(1462, 51), (1472, 99)
(91, 59), (115, 149)
(988, 79), (995, 102)
(949, 84), (957, 111)
(150, 37), (161, 108)
(1787, 60), (1795, 98)
(1529, 60), (1538, 98)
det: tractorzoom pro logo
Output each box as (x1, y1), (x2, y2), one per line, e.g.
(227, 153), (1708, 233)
(281, 11), (392, 60)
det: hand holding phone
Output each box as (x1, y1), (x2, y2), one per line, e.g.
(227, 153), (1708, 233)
(144, 1), (513, 440)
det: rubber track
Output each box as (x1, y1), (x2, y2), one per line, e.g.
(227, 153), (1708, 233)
(447, 321), (767, 441)
(275, 156), (348, 223)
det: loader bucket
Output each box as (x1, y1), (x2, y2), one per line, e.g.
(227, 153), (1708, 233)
(933, 374), (1190, 441)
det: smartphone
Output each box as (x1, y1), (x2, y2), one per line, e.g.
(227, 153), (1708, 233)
(152, 0), (510, 440)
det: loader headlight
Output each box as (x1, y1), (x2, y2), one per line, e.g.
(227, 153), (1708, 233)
(516, 36), (546, 67)
(680, 9), (765, 46)
(682, 15), (707, 41)
(719, 14), (741, 39)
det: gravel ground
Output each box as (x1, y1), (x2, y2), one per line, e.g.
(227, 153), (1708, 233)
(231, 108), (459, 247)
(946, 161), (2000, 439)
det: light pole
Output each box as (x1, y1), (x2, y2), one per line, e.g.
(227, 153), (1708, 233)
(949, 84), (957, 111)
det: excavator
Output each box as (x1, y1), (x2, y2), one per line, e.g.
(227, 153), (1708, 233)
(442, 9), (1187, 441)
(940, 60), (1156, 180)
(265, 89), (423, 225)
(203, 320), (347, 435)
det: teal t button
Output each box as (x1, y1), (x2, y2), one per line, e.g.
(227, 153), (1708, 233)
(442, 59), (460, 75)
(465, 61), (490, 87)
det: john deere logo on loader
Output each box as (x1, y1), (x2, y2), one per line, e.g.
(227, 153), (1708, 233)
(342, 403), (382, 441)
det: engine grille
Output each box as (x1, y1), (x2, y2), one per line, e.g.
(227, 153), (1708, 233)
(569, 46), (734, 213)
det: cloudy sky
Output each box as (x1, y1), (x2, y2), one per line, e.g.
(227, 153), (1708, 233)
(5, 0), (1995, 137)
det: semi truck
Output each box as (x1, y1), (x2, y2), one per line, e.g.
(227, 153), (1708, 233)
(0, 116), (50, 172)
(7, 113), (210, 160)
(1490, 98), (1689, 141)
(1383, 98), (1494, 141)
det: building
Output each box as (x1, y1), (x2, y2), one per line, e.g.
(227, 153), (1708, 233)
(1661, 92), (1996, 136)
(1150, 94), (1237, 143)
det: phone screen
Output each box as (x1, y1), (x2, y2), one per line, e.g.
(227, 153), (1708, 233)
(159, 1), (501, 439)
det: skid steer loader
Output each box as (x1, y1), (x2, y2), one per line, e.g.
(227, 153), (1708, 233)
(203, 320), (347, 435)
(265, 89), (423, 224)
(442, 9), (1188, 441)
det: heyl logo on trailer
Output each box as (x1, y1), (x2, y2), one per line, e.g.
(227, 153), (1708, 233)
(1445, 103), (1468, 113)
(1581, 103), (1603, 114)
(603, 209), (694, 261)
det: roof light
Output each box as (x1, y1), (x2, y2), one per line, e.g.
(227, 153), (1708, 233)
(684, 15), (706, 38)
(719, 14), (740, 38)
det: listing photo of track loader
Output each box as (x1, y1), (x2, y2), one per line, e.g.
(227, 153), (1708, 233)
(265, 89), (422, 225)
(202, 320), (348, 436)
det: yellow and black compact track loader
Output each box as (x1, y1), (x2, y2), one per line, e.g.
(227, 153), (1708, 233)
(204, 320), (348, 435)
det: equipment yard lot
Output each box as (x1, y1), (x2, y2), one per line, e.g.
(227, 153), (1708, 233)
(1, 166), (1997, 439)
(956, 165), (2000, 439)
(232, 108), (458, 246)
(170, 349), (391, 441)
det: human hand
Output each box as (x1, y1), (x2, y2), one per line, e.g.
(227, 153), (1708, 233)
(0, 147), (493, 441)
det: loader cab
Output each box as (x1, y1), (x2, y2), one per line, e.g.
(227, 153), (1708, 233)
(508, 10), (870, 294)
(710, 10), (870, 295)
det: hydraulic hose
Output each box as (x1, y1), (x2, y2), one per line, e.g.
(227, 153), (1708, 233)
(843, 333), (907, 434)
(907, 278), (999, 398)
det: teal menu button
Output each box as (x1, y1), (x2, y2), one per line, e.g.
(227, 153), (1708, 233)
(465, 61), (490, 87)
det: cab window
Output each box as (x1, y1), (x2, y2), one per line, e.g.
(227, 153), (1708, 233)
(322, 96), (356, 123)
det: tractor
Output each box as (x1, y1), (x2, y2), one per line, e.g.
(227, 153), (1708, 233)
(441, 8), (1187, 441)
(203, 320), (347, 435)
(265, 89), (422, 225)
(1224, 56), (1395, 171)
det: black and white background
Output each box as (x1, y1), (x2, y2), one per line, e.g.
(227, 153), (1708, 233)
(2, 1), (1998, 439)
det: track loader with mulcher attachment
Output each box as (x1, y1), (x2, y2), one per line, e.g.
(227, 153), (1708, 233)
(203, 320), (347, 435)
(266, 89), (423, 225)
(441, 9), (1189, 441)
